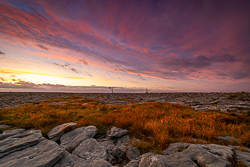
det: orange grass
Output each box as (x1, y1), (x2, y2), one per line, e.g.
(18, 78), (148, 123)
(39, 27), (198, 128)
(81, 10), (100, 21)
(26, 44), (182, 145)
(0, 100), (249, 153)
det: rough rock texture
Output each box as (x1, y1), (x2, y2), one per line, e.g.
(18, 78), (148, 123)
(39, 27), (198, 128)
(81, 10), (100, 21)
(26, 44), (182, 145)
(162, 142), (190, 155)
(54, 150), (90, 167)
(139, 153), (165, 167)
(0, 139), (64, 167)
(126, 146), (141, 161)
(161, 142), (236, 167)
(179, 144), (232, 167)
(0, 125), (11, 130)
(0, 129), (43, 158)
(236, 151), (250, 166)
(160, 153), (197, 167)
(48, 122), (77, 142)
(218, 136), (240, 143)
(89, 158), (113, 167)
(124, 159), (140, 167)
(108, 127), (129, 138)
(60, 126), (97, 152)
(0, 129), (25, 140)
(73, 138), (108, 162)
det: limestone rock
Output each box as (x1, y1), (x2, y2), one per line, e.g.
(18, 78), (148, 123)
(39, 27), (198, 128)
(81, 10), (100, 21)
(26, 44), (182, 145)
(180, 144), (232, 167)
(108, 127), (129, 138)
(162, 142), (191, 155)
(126, 146), (140, 161)
(0, 125), (11, 130)
(160, 153), (197, 167)
(48, 122), (77, 142)
(118, 135), (130, 146)
(0, 129), (25, 140)
(60, 126), (97, 152)
(218, 136), (240, 143)
(89, 158), (113, 167)
(0, 129), (43, 158)
(139, 153), (165, 167)
(0, 139), (64, 167)
(124, 159), (140, 167)
(54, 150), (90, 167)
(236, 151), (250, 167)
(72, 138), (108, 162)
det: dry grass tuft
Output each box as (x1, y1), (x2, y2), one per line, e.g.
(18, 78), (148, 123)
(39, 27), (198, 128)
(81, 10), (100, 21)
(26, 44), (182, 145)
(0, 100), (249, 153)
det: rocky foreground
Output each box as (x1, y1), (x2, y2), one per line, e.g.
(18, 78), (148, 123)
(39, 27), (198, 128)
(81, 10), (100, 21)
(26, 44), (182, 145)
(0, 92), (250, 115)
(0, 122), (250, 167)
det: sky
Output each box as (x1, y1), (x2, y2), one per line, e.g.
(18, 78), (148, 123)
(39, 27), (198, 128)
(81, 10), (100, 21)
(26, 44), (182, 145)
(0, 0), (250, 92)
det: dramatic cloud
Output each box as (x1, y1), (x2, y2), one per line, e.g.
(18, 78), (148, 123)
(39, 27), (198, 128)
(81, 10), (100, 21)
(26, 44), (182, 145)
(0, 81), (147, 93)
(0, 0), (249, 92)
(0, 51), (5, 55)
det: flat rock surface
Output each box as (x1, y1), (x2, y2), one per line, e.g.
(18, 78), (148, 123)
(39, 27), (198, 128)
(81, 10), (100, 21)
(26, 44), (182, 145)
(73, 138), (108, 162)
(0, 139), (64, 167)
(60, 126), (97, 152)
(48, 122), (77, 142)
(0, 128), (25, 140)
(54, 150), (90, 167)
(0, 129), (43, 158)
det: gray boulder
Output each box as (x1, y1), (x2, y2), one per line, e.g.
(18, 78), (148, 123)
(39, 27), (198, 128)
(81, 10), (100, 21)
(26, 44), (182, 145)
(108, 127), (129, 138)
(60, 126), (97, 152)
(236, 151), (250, 167)
(0, 129), (43, 158)
(73, 138), (108, 162)
(139, 153), (165, 167)
(0, 125), (11, 130)
(162, 142), (191, 155)
(218, 136), (240, 143)
(124, 159), (140, 167)
(89, 158), (113, 167)
(0, 129), (25, 140)
(54, 150), (90, 167)
(180, 144), (232, 167)
(126, 146), (141, 161)
(0, 139), (64, 167)
(48, 122), (77, 142)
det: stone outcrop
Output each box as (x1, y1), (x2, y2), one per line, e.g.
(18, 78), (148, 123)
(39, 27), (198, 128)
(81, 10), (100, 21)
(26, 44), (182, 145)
(72, 138), (108, 162)
(0, 128), (25, 140)
(1, 123), (250, 167)
(0, 129), (43, 158)
(108, 127), (129, 138)
(48, 122), (77, 142)
(0, 139), (64, 167)
(60, 126), (97, 152)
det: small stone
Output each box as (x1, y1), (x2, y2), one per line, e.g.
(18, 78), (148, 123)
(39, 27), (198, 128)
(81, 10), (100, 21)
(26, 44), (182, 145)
(89, 158), (113, 167)
(126, 146), (141, 161)
(48, 122), (77, 141)
(0, 125), (11, 130)
(139, 153), (165, 167)
(108, 127), (129, 138)
(218, 136), (240, 143)
(72, 138), (108, 162)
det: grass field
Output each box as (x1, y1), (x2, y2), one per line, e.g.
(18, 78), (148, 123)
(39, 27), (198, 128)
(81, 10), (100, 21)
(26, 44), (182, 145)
(0, 96), (250, 153)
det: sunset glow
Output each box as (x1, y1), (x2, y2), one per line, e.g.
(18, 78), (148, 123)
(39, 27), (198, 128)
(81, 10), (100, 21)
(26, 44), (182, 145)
(0, 0), (250, 92)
